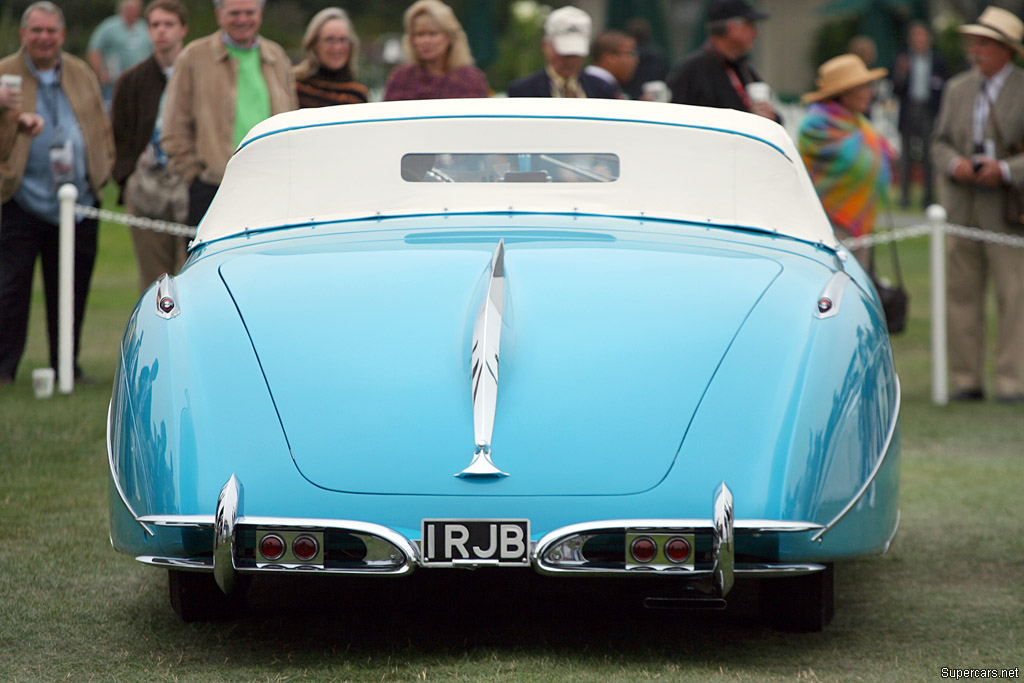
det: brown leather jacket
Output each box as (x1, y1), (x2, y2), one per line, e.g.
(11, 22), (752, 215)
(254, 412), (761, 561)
(0, 49), (113, 203)
(161, 32), (297, 187)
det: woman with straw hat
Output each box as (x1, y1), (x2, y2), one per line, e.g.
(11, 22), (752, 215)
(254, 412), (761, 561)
(798, 54), (894, 265)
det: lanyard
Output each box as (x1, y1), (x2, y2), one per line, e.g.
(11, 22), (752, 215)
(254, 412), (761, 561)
(706, 46), (753, 111)
(725, 65), (753, 110)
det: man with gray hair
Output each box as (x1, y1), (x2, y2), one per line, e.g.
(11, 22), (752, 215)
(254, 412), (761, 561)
(0, 1), (114, 384)
(668, 0), (779, 122)
(161, 0), (296, 226)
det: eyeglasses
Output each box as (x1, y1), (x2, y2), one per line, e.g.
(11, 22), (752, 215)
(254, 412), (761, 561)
(320, 36), (351, 46)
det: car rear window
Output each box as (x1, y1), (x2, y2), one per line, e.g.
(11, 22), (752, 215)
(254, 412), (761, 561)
(401, 153), (619, 183)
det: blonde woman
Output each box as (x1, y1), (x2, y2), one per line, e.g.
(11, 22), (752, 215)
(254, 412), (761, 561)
(384, 0), (488, 101)
(294, 7), (368, 107)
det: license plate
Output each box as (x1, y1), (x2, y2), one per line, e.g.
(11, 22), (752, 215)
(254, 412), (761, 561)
(421, 519), (530, 566)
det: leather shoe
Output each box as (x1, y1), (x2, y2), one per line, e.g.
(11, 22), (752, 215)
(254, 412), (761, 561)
(995, 393), (1024, 405)
(950, 388), (984, 401)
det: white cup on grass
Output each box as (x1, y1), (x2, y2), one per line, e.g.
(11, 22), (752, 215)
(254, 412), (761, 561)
(32, 368), (55, 399)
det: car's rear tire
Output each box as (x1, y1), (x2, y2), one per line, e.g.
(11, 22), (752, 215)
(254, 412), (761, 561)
(759, 563), (835, 632)
(168, 570), (248, 622)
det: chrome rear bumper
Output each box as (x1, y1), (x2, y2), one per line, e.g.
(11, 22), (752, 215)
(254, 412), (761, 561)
(133, 477), (827, 600)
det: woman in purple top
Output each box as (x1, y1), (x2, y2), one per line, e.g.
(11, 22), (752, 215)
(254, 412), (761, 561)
(384, 0), (489, 101)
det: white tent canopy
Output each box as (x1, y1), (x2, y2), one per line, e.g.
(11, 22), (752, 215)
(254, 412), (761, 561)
(196, 98), (836, 249)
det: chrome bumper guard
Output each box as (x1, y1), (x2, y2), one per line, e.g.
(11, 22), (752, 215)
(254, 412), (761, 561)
(135, 478), (826, 598)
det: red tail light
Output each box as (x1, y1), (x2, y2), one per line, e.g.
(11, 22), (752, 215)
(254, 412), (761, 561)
(293, 535), (319, 562)
(665, 537), (691, 563)
(259, 534), (285, 561)
(630, 536), (657, 563)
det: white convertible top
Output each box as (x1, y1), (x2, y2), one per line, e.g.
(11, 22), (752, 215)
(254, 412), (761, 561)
(196, 98), (836, 249)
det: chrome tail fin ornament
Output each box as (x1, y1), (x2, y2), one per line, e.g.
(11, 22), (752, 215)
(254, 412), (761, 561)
(458, 240), (509, 478)
(711, 481), (735, 597)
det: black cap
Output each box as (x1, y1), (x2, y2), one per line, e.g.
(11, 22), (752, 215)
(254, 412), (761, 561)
(708, 0), (769, 22)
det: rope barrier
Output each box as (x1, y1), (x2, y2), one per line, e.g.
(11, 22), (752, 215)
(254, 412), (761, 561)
(74, 203), (196, 238)
(844, 221), (1024, 251)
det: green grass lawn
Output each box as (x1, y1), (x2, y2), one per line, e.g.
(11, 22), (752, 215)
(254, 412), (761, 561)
(1, 204), (1022, 681)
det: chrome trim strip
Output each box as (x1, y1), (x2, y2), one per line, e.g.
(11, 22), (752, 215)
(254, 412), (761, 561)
(734, 563), (826, 578)
(459, 239), (509, 477)
(213, 475), (241, 594)
(137, 514), (214, 527)
(135, 553), (826, 579)
(137, 556), (213, 571)
(154, 273), (180, 319)
(106, 398), (154, 537)
(711, 482), (735, 596)
(137, 555), (415, 576)
(815, 271), (851, 319)
(812, 375), (901, 542)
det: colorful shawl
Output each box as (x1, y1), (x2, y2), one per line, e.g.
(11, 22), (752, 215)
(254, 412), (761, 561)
(798, 101), (894, 237)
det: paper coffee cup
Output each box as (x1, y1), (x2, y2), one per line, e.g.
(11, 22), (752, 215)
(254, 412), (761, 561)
(32, 368), (55, 399)
(642, 80), (670, 103)
(1, 74), (22, 93)
(746, 81), (771, 104)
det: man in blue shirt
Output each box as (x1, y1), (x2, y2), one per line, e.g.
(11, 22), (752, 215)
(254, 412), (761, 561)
(0, 1), (114, 385)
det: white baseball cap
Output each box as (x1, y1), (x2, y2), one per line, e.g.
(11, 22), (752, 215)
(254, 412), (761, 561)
(545, 6), (591, 57)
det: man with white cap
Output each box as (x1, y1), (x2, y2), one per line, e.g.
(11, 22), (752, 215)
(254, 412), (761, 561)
(507, 6), (618, 99)
(932, 6), (1024, 404)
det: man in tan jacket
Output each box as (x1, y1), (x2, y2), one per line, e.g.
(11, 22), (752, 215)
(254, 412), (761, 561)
(161, 0), (296, 227)
(0, 1), (114, 385)
(932, 6), (1024, 404)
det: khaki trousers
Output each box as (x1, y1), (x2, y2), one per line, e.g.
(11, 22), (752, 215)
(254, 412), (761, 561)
(946, 232), (1024, 396)
(127, 219), (189, 294)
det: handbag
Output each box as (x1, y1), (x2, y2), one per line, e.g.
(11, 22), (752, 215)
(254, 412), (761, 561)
(869, 213), (909, 335)
(124, 145), (188, 223)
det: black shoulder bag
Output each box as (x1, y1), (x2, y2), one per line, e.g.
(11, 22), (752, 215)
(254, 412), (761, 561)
(869, 212), (909, 334)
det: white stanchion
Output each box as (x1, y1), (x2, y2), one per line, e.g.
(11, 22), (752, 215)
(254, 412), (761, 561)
(926, 203), (948, 406)
(57, 183), (77, 395)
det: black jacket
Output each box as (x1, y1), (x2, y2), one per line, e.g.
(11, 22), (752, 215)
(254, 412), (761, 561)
(508, 69), (619, 99)
(668, 45), (765, 112)
(110, 56), (167, 194)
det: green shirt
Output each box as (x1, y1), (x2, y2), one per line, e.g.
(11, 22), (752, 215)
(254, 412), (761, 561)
(227, 44), (270, 147)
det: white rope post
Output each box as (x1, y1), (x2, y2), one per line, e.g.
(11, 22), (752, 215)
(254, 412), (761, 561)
(57, 183), (77, 395)
(926, 203), (948, 406)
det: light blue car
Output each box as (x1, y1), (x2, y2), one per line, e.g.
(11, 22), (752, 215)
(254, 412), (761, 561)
(108, 99), (900, 631)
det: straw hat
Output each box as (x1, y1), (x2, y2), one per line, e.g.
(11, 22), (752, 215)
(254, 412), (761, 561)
(801, 54), (888, 104)
(959, 6), (1024, 55)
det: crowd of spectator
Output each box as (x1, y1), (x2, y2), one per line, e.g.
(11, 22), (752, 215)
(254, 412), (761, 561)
(1, 0), (1023, 404)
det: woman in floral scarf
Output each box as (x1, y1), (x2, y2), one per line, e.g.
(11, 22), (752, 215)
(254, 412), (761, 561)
(798, 54), (894, 265)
